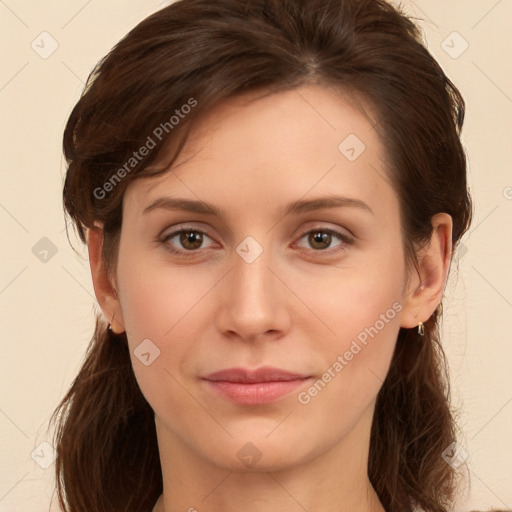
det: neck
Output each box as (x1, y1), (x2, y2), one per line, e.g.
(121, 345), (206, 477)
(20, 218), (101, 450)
(153, 483), (383, 512)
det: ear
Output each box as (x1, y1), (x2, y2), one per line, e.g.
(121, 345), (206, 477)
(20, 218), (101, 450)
(87, 222), (126, 334)
(400, 213), (453, 329)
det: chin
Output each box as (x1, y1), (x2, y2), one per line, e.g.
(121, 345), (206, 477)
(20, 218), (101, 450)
(201, 435), (313, 474)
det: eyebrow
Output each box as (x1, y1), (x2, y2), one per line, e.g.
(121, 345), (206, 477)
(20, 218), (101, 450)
(142, 194), (373, 217)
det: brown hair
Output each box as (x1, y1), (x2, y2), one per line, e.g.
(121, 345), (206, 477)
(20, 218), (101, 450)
(49, 0), (473, 511)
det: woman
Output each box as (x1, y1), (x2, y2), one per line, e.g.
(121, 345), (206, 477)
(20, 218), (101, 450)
(50, 0), (473, 511)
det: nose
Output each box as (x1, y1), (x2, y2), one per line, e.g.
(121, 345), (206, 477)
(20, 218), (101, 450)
(215, 240), (291, 343)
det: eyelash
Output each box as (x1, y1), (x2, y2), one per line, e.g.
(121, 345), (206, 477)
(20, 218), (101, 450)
(159, 226), (353, 258)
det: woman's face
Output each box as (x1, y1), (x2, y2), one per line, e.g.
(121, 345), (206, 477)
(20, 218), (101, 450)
(113, 85), (414, 472)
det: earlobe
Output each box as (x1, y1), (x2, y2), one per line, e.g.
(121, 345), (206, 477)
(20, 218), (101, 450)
(87, 223), (125, 333)
(400, 213), (453, 329)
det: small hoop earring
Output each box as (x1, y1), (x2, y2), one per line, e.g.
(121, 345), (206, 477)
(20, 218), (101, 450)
(417, 321), (425, 336)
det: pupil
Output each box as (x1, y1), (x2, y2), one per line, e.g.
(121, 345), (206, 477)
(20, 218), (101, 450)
(311, 231), (330, 249)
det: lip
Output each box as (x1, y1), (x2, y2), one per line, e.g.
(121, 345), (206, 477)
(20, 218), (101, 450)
(201, 366), (312, 405)
(203, 366), (309, 383)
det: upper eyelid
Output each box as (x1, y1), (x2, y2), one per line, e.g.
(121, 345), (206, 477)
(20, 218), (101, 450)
(160, 224), (352, 250)
(160, 222), (352, 239)
(156, 208), (361, 238)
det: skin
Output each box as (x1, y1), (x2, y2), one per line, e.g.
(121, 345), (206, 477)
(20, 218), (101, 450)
(88, 85), (452, 512)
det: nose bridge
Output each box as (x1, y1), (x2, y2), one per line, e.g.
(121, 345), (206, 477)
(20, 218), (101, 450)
(216, 235), (288, 339)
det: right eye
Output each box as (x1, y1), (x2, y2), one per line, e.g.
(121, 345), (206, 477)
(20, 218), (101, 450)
(160, 227), (217, 256)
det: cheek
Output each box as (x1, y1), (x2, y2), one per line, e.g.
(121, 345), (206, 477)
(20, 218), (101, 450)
(294, 257), (405, 399)
(115, 254), (209, 422)
(296, 286), (403, 426)
(291, 255), (405, 343)
(115, 245), (227, 394)
(117, 247), (211, 342)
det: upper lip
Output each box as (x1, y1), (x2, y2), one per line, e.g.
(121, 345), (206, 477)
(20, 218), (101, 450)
(202, 366), (310, 383)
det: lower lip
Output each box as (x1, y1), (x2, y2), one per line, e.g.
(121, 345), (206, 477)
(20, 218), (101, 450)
(203, 378), (311, 405)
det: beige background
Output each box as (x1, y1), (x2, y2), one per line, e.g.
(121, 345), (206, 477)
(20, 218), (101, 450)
(0, 0), (511, 510)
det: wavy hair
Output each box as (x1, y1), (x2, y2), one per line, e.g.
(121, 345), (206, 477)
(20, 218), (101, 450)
(49, 0), (473, 511)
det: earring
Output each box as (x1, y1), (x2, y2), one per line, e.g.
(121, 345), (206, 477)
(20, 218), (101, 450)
(107, 323), (117, 337)
(108, 311), (119, 337)
(417, 321), (425, 336)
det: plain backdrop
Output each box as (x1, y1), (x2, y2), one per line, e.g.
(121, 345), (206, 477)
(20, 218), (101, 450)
(0, 0), (511, 510)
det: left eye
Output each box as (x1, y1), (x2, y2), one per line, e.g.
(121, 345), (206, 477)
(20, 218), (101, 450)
(160, 227), (351, 256)
(295, 228), (350, 253)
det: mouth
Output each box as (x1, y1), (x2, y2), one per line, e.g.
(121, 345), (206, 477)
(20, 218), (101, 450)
(201, 366), (313, 405)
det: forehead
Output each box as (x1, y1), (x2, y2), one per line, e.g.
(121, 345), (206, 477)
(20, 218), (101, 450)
(123, 85), (396, 221)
